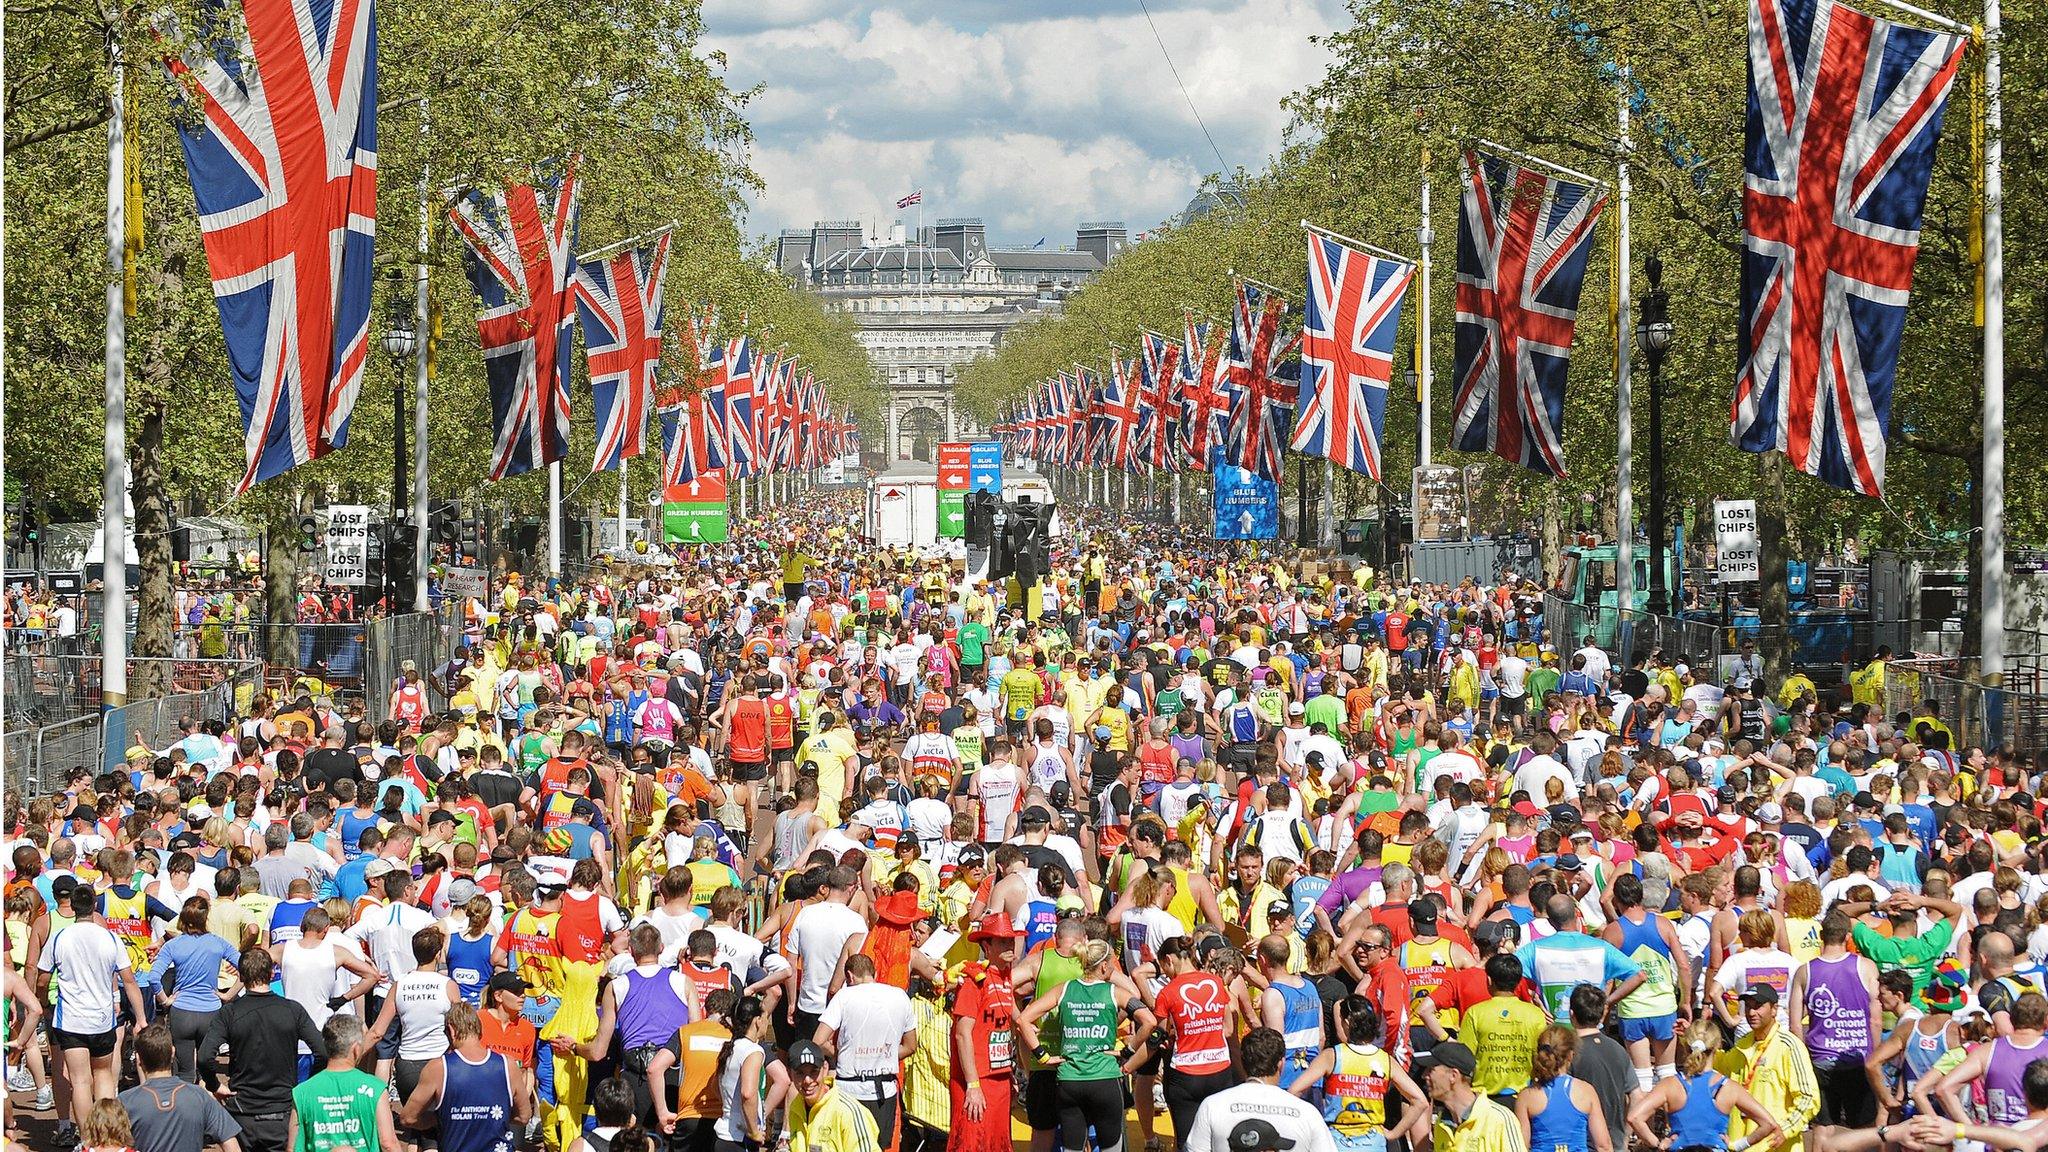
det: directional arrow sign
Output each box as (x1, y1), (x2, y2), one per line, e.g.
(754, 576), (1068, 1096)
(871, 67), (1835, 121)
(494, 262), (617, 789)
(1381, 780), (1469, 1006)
(938, 443), (973, 492)
(937, 490), (966, 538)
(968, 442), (1003, 493)
(941, 470), (967, 488)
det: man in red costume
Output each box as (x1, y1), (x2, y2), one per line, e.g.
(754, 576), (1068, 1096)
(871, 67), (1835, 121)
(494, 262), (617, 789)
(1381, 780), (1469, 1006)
(951, 915), (1022, 1152)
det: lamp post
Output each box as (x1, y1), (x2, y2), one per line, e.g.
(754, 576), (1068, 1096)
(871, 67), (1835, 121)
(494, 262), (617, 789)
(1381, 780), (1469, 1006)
(381, 296), (417, 518)
(1635, 254), (1675, 616)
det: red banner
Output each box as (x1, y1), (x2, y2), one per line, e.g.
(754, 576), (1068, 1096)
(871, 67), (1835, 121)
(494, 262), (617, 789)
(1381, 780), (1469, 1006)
(937, 443), (971, 490)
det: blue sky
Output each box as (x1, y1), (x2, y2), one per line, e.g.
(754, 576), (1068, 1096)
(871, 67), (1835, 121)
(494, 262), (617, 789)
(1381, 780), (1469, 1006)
(700, 0), (1351, 249)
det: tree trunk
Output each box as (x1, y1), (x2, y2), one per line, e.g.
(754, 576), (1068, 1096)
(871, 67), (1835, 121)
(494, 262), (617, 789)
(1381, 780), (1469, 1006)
(263, 494), (308, 667)
(129, 400), (174, 700)
(1541, 482), (1564, 582)
(1758, 454), (1793, 684)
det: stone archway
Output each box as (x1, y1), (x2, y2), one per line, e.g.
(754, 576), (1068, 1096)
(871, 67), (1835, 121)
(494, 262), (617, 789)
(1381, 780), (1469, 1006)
(898, 405), (945, 462)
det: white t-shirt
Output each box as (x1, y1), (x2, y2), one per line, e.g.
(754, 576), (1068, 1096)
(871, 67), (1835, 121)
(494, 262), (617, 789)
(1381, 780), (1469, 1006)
(818, 982), (915, 1100)
(41, 921), (130, 1035)
(1512, 754), (1578, 802)
(1422, 750), (1483, 793)
(350, 900), (439, 979)
(633, 904), (706, 953)
(1185, 1079), (1339, 1152)
(1121, 906), (1185, 969)
(1497, 655), (1530, 699)
(788, 901), (868, 1013)
(709, 923), (770, 979)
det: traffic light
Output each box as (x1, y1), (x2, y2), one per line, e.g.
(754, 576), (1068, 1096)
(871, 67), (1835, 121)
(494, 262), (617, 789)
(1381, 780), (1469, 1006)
(297, 515), (320, 553)
(431, 506), (460, 557)
(387, 521), (418, 609)
(1008, 504), (1047, 585)
(964, 490), (996, 549)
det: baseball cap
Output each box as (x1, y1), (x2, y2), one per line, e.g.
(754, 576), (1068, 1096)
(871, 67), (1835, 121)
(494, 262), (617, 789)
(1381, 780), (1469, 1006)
(1756, 802), (1785, 824)
(427, 810), (457, 827)
(1019, 806), (1052, 828)
(955, 845), (988, 869)
(1415, 1041), (1478, 1078)
(364, 858), (396, 880)
(168, 831), (202, 851)
(1266, 900), (1295, 922)
(124, 744), (152, 762)
(1472, 919), (1519, 950)
(1716, 785), (1740, 805)
(487, 972), (529, 996)
(1739, 984), (1780, 1006)
(1556, 853), (1584, 872)
(1228, 1120), (1297, 1152)
(446, 879), (479, 907)
(1512, 800), (1542, 818)
(571, 797), (601, 819)
(401, 659), (418, 672)
(1287, 702), (1305, 716)
(788, 1041), (829, 1073)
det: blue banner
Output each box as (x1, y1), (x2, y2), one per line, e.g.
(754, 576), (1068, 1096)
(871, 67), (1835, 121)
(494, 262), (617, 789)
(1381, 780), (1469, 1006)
(1213, 448), (1278, 540)
(969, 441), (1004, 493)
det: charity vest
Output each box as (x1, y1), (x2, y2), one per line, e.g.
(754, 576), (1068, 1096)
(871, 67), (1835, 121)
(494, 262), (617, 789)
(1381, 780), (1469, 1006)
(1322, 1043), (1391, 1135)
(103, 887), (156, 978)
(766, 696), (797, 751)
(730, 699), (769, 763)
(1398, 937), (1454, 1025)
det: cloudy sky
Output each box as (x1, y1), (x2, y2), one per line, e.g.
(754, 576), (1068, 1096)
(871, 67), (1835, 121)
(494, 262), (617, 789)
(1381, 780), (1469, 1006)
(700, 0), (1351, 250)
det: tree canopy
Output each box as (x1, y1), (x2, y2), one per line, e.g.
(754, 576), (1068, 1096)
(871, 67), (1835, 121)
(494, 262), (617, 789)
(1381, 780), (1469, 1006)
(957, 0), (2047, 555)
(3, 0), (882, 529)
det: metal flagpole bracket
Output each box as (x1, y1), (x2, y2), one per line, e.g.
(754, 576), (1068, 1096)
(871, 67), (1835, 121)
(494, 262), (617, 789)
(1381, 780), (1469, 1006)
(1471, 138), (1613, 188)
(1302, 220), (1418, 268)
(1230, 272), (1296, 303)
(576, 222), (678, 265)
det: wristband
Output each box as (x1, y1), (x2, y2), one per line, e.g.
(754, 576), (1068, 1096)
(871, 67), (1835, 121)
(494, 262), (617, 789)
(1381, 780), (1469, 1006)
(1958, 1126), (1968, 1143)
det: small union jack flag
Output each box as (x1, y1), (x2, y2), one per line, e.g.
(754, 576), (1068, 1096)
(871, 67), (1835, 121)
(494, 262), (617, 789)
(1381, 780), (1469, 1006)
(1293, 232), (1415, 480)
(1223, 282), (1302, 479)
(1179, 316), (1229, 472)
(1139, 332), (1184, 472)
(574, 231), (669, 473)
(1731, 0), (1965, 496)
(897, 190), (922, 209)
(449, 159), (582, 481)
(724, 335), (757, 477)
(163, 0), (378, 494)
(1450, 150), (1606, 477)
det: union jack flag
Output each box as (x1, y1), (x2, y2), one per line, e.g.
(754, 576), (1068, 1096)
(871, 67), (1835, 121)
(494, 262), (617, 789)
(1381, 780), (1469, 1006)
(724, 335), (757, 477)
(163, 0), (378, 494)
(1450, 150), (1606, 477)
(1108, 355), (1144, 470)
(1179, 316), (1230, 471)
(1731, 0), (1965, 496)
(697, 340), (730, 471)
(449, 159), (582, 480)
(573, 231), (670, 473)
(1139, 332), (1183, 472)
(1224, 282), (1302, 478)
(1293, 232), (1415, 480)
(659, 398), (713, 487)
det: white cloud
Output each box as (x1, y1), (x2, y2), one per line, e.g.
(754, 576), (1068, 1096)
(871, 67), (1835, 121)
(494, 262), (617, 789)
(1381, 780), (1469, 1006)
(707, 0), (1348, 244)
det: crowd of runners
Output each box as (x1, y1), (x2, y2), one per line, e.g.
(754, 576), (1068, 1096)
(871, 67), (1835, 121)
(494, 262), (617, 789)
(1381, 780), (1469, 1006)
(8, 488), (2048, 1152)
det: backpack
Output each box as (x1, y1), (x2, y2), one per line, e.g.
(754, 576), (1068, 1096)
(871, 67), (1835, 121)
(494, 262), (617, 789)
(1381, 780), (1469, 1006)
(1875, 841), (1925, 894)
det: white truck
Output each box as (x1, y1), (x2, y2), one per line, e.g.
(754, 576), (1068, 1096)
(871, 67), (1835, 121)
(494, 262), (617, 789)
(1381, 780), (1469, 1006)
(865, 475), (940, 550)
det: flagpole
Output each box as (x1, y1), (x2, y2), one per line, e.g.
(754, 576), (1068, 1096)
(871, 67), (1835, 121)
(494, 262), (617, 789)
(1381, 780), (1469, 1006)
(617, 465), (629, 552)
(1322, 458), (1336, 546)
(1981, 1), (2006, 692)
(1416, 142), (1435, 538)
(411, 102), (432, 613)
(102, 32), (129, 710)
(547, 461), (561, 578)
(1301, 220), (1416, 266)
(1614, 64), (1638, 647)
(1473, 138), (1613, 188)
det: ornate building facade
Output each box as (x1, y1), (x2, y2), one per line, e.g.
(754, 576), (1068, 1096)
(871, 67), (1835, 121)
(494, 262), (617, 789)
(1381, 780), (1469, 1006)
(776, 218), (1126, 463)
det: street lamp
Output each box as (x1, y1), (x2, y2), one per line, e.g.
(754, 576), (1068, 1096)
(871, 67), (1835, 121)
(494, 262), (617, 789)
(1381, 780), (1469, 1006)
(1635, 253), (1675, 616)
(383, 294), (417, 519)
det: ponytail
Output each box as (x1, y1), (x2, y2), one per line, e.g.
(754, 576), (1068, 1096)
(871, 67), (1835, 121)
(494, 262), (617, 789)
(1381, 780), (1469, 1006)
(716, 995), (765, 1087)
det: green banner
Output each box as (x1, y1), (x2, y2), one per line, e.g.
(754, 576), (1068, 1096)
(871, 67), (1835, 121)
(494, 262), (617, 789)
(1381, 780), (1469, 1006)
(663, 502), (729, 544)
(937, 490), (965, 538)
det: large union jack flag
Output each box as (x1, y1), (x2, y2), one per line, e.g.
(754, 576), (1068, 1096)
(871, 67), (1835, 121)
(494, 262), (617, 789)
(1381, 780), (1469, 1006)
(1099, 356), (1141, 471)
(574, 231), (670, 474)
(1731, 0), (1965, 496)
(724, 335), (757, 477)
(449, 160), (581, 481)
(164, 0), (378, 494)
(1223, 282), (1302, 479)
(1293, 232), (1416, 480)
(1450, 151), (1607, 477)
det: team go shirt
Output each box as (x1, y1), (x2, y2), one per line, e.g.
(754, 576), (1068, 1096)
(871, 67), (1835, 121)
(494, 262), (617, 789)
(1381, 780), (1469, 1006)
(1516, 933), (1641, 1022)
